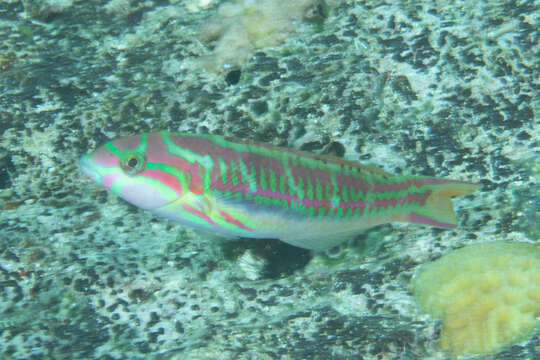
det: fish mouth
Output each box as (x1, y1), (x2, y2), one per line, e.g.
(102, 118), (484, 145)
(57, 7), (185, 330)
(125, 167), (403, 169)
(80, 154), (100, 183)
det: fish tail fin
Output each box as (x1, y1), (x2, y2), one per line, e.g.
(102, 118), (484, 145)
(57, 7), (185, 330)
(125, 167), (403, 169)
(408, 179), (480, 229)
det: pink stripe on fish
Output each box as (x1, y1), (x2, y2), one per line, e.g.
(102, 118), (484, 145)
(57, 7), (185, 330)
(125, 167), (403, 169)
(374, 180), (412, 192)
(335, 172), (373, 194)
(219, 211), (254, 231)
(142, 169), (182, 195)
(409, 213), (455, 228)
(182, 203), (217, 226)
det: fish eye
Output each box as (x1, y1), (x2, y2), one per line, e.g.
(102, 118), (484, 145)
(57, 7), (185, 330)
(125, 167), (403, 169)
(127, 157), (139, 168)
(120, 152), (146, 175)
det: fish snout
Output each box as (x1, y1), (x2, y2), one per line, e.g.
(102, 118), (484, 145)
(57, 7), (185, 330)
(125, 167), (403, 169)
(80, 154), (101, 183)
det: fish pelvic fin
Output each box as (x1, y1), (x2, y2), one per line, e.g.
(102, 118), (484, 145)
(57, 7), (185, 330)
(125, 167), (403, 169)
(408, 179), (480, 229)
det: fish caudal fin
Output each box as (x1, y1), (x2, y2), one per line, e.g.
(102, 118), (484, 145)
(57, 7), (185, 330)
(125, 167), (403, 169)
(408, 179), (480, 229)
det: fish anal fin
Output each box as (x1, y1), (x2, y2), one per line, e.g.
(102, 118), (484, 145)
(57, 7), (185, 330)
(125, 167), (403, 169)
(281, 232), (357, 251)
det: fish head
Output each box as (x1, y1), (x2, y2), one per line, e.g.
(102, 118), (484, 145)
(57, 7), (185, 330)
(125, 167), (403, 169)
(80, 132), (183, 210)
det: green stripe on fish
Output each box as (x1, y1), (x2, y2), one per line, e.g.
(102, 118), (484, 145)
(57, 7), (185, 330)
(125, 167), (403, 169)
(80, 131), (480, 250)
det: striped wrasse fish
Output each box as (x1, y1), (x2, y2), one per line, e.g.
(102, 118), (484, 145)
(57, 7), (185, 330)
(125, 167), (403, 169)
(80, 132), (479, 250)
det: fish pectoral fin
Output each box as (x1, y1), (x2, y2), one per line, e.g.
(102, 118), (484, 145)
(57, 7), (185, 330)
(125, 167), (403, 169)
(200, 194), (215, 214)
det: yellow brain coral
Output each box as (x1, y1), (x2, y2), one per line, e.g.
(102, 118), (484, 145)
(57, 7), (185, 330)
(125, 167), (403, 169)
(412, 241), (540, 357)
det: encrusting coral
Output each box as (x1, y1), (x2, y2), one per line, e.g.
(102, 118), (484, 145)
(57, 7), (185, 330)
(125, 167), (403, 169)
(412, 241), (539, 357)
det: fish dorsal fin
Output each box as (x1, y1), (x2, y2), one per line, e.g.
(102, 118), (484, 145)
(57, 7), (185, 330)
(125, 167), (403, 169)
(219, 136), (395, 178)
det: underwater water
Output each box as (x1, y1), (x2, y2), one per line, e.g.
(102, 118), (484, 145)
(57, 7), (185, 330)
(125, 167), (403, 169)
(0, 0), (538, 359)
